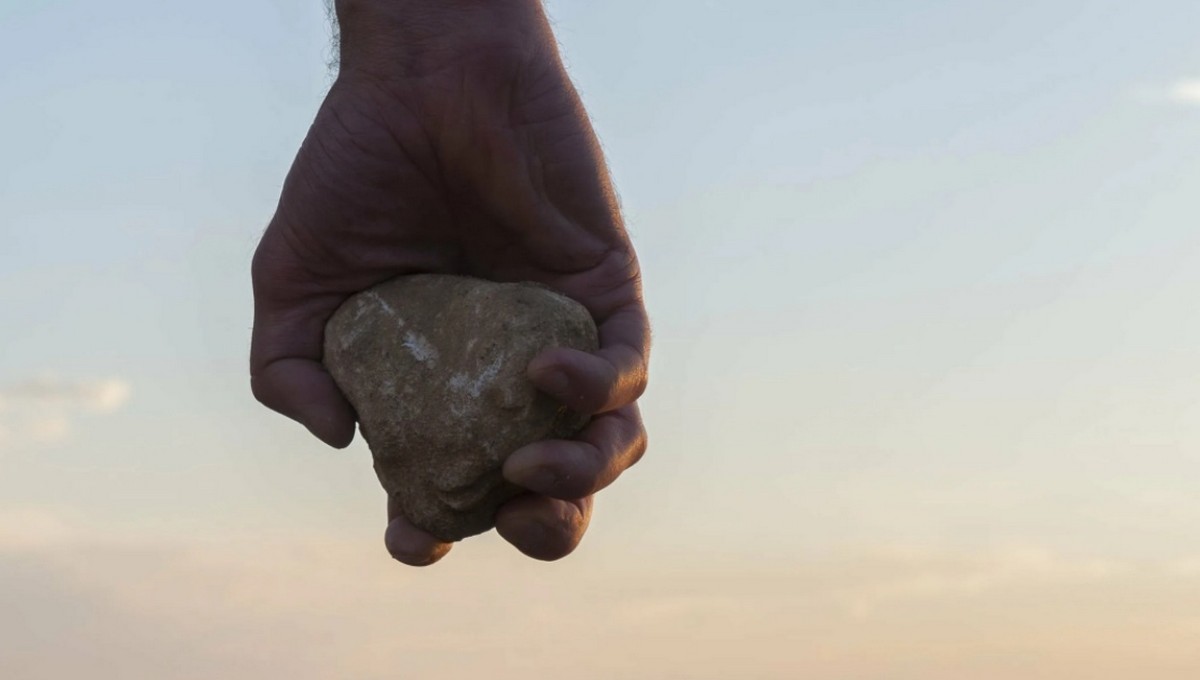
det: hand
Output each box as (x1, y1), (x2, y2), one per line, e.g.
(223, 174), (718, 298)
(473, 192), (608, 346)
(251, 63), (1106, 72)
(250, 0), (649, 565)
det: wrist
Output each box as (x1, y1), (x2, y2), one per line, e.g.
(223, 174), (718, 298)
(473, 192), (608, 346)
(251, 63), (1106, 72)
(334, 0), (554, 78)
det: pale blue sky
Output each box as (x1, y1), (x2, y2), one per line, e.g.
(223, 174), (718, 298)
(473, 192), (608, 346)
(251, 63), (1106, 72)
(3, 2), (1200, 677)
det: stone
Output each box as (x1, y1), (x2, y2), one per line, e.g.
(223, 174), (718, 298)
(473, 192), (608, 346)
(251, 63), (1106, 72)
(323, 274), (599, 542)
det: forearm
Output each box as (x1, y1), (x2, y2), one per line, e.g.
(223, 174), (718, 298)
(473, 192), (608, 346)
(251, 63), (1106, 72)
(333, 0), (556, 78)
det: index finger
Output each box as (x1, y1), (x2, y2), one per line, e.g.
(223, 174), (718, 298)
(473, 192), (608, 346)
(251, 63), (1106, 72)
(527, 300), (650, 415)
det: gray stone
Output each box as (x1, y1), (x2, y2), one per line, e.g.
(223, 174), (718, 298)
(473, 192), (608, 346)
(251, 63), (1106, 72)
(323, 274), (599, 542)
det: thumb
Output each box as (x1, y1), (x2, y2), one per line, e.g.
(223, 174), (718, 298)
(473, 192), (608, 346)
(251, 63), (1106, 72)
(250, 255), (357, 448)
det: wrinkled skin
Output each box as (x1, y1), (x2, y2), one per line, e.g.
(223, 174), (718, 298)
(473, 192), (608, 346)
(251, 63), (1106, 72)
(250, 0), (649, 565)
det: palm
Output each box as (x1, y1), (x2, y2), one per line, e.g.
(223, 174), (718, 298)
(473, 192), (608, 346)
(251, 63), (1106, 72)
(251, 48), (649, 565)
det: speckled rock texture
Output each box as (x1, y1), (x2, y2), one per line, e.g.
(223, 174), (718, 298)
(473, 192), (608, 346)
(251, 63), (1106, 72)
(324, 274), (599, 542)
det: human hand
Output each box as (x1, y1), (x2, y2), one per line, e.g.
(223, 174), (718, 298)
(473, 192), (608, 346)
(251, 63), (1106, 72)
(250, 0), (649, 565)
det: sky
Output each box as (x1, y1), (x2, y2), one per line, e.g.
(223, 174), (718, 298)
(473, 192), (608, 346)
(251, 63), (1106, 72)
(2, 0), (1200, 677)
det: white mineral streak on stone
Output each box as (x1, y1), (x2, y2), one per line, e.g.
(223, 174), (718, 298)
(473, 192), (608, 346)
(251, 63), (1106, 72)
(351, 299), (370, 321)
(448, 354), (505, 399)
(340, 328), (359, 351)
(403, 331), (439, 365)
(447, 373), (468, 392)
(367, 291), (400, 320)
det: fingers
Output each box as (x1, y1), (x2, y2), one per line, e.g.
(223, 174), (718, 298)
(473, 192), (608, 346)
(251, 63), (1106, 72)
(386, 493), (593, 565)
(495, 494), (593, 561)
(528, 302), (649, 415)
(384, 515), (454, 567)
(503, 404), (646, 499)
(505, 298), (648, 562)
(384, 403), (641, 565)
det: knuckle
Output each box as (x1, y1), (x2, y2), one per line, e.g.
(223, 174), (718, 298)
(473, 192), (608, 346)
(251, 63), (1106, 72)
(573, 471), (606, 499)
(629, 426), (649, 466)
(593, 363), (623, 413)
(249, 371), (275, 409)
(630, 368), (649, 400)
(623, 349), (650, 401)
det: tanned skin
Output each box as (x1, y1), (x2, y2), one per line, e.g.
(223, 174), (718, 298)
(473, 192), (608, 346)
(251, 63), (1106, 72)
(250, 0), (649, 565)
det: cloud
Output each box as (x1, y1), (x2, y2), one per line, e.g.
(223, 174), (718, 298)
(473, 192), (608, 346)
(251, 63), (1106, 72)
(0, 377), (131, 449)
(4, 507), (1200, 680)
(1, 377), (132, 413)
(833, 545), (1131, 619)
(0, 508), (74, 550)
(1136, 78), (1200, 107)
(1168, 79), (1200, 105)
(28, 415), (72, 444)
(3, 522), (1200, 680)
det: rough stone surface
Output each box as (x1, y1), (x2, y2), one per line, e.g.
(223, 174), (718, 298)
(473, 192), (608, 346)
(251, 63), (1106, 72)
(323, 274), (599, 542)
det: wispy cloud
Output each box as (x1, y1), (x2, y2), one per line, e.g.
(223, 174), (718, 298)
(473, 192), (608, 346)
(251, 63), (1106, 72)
(0, 508), (74, 550)
(1138, 78), (1200, 107)
(3, 518), (1200, 680)
(0, 377), (131, 449)
(835, 545), (1130, 618)
(28, 415), (73, 444)
(1168, 79), (1200, 105)
(1, 377), (132, 413)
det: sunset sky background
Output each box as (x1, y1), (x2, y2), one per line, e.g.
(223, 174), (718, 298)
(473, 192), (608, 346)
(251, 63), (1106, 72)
(3, 1), (1200, 677)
